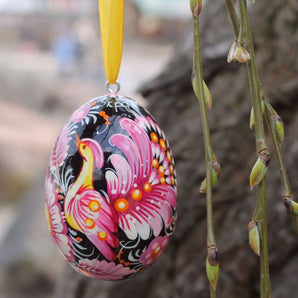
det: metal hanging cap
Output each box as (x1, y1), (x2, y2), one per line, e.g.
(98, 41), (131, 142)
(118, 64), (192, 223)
(105, 81), (121, 95)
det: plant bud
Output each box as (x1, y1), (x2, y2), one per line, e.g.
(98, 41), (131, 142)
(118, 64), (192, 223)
(248, 221), (260, 256)
(249, 107), (255, 130)
(234, 45), (251, 63)
(206, 245), (219, 291)
(203, 80), (212, 109)
(249, 156), (268, 189)
(274, 115), (284, 143)
(283, 197), (298, 216)
(227, 41), (237, 63)
(227, 41), (251, 64)
(200, 162), (221, 193)
(261, 100), (265, 113)
(265, 102), (284, 144)
(249, 101), (265, 130)
(192, 73), (212, 108)
(191, 71), (198, 97)
(199, 178), (207, 193)
(190, 0), (202, 17)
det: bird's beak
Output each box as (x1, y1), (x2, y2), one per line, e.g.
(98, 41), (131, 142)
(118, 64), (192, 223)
(74, 134), (81, 148)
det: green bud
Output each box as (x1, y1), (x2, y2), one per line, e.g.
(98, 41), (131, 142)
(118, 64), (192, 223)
(261, 100), (265, 114)
(249, 101), (265, 130)
(191, 72), (212, 108)
(249, 107), (255, 130)
(248, 221), (260, 256)
(206, 245), (219, 291)
(200, 171), (218, 193)
(227, 41), (251, 64)
(250, 149), (270, 189)
(190, 0), (202, 17)
(199, 178), (206, 193)
(200, 161), (221, 193)
(283, 197), (298, 216)
(274, 115), (284, 143)
(250, 159), (266, 189)
(264, 101), (284, 144)
(203, 80), (212, 109)
(250, 157), (267, 189)
(191, 71), (200, 98)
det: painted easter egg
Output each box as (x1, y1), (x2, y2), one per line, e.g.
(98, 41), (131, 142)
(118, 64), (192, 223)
(45, 95), (177, 280)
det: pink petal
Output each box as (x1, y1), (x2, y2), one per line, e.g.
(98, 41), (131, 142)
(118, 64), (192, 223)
(106, 154), (133, 198)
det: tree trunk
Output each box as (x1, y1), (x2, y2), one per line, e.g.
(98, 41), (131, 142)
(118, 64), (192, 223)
(55, 0), (298, 297)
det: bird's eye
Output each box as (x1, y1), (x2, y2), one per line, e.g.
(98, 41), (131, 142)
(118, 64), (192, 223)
(82, 144), (87, 150)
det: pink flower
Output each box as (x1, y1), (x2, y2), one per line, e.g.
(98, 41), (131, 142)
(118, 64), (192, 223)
(70, 103), (90, 123)
(50, 124), (71, 170)
(45, 173), (74, 261)
(139, 236), (170, 266)
(106, 117), (177, 240)
(77, 259), (135, 280)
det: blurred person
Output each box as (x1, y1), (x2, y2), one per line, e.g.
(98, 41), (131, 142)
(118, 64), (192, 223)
(51, 26), (81, 76)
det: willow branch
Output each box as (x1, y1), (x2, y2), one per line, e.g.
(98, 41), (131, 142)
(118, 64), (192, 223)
(264, 100), (298, 231)
(226, 0), (298, 232)
(225, 0), (272, 296)
(190, 1), (219, 296)
(224, 0), (240, 37)
(238, 0), (272, 296)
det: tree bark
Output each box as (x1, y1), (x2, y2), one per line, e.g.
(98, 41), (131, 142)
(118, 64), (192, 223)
(55, 0), (298, 297)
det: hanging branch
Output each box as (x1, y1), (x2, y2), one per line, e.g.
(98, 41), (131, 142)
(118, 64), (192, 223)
(225, 2), (298, 234)
(263, 99), (298, 231)
(190, 1), (220, 297)
(238, 2), (272, 297)
(224, 0), (239, 37)
(225, 0), (272, 297)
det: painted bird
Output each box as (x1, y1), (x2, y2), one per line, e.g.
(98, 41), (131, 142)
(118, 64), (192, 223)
(64, 134), (119, 261)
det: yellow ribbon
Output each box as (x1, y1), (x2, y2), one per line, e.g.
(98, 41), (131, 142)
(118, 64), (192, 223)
(99, 0), (124, 85)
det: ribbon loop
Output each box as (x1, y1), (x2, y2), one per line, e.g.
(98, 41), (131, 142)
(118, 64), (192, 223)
(99, 0), (124, 84)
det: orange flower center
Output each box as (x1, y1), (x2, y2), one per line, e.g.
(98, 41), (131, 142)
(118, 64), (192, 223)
(131, 189), (143, 201)
(166, 150), (172, 162)
(89, 200), (101, 212)
(98, 231), (108, 241)
(152, 159), (159, 169)
(143, 182), (152, 192)
(159, 139), (166, 151)
(158, 166), (165, 177)
(160, 177), (166, 185)
(150, 132), (159, 143)
(170, 164), (174, 175)
(85, 218), (96, 229)
(115, 198), (129, 212)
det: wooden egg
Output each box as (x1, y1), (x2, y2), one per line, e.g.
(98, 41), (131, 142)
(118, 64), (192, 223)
(45, 95), (177, 280)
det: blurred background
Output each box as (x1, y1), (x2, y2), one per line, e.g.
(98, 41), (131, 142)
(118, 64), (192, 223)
(0, 0), (188, 297)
